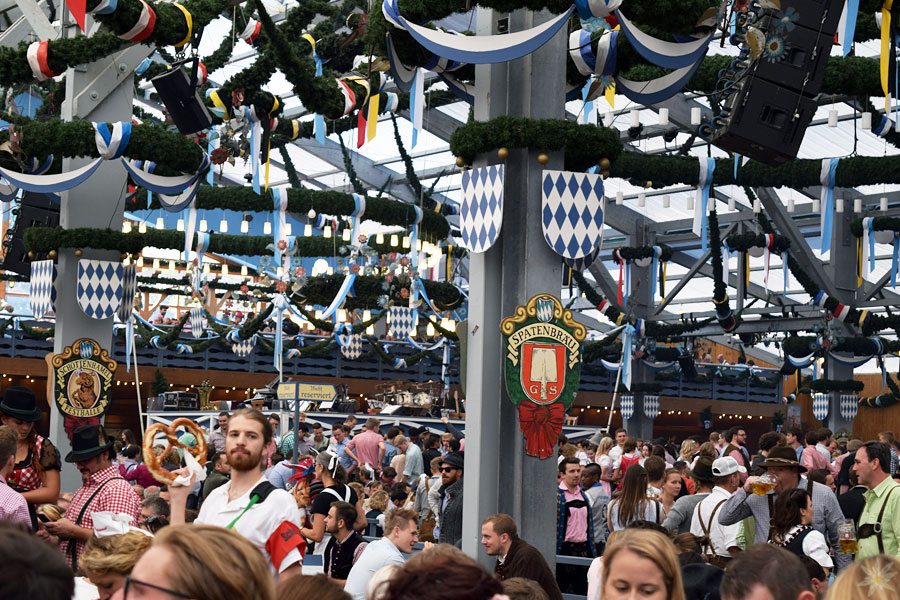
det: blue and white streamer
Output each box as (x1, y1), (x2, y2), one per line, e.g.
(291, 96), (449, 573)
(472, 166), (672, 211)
(89, 0), (118, 14)
(574, 0), (622, 19)
(893, 237), (900, 288)
(410, 67), (425, 147)
(273, 186), (289, 268)
(820, 158), (839, 255)
(382, 0), (574, 64)
(320, 273), (357, 320)
(787, 353), (815, 369)
(272, 294), (287, 375)
(862, 217), (876, 274)
(135, 57), (152, 77)
(873, 114), (895, 137)
(409, 205), (424, 273)
(0, 158), (103, 194)
(615, 10), (713, 69)
(693, 157), (715, 252)
(350, 193), (367, 244)
(93, 122), (132, 160)
(614, 57), (705, 105)
(650, 246), (661, 303)
(839, 0), (860, 57)
(827, 351), (873, 368)
(620, 324), (636, 390)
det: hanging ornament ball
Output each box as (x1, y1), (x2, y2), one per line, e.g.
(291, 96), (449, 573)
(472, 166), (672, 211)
(537, 153), (549, 165)
(307, 208), (316, 219)
(74, 249), (83, 257)
(27, 251), (35, 260)
(455, 156), (466, 168)
(645, 181), (653, 188)
(498, 147), (509, 160)
(598, 158), (610, 169)
(601, 170), (610, 179)
(48, 250), (57, 260)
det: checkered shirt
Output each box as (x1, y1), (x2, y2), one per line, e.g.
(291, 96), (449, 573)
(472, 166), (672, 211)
(0, 479), (30, 526)
(63, 465), (141, 568)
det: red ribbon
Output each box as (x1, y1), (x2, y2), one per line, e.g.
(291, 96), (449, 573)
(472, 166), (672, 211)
(518, 402), (565, 459)
(67, 0), (86, 32)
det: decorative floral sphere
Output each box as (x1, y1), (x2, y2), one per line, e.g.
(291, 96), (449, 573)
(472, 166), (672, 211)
(400, 288), (410, 299)
(399, 256), (410, 267)
(387, 252), (397, 261)
(455, 156), (465, 167)
(498, 147), (509, 160)
(385, 273), (394, 282)
(240, 285), (249, 294)
(277, 240), (288, 251)
(211, 148), (229, 165)
(358, 234), (368, 244)
(295, 266), (306, 277)
(275, 281), (287, 293)
(350, 264), (360, 274)
(537, 153), (549, 164)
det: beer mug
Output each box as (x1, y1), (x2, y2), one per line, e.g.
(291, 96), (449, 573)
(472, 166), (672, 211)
(838, 519), (858, 554)
(751, 472), (777, 496)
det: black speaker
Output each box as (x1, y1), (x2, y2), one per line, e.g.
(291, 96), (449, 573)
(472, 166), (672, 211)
(677, 350), (698, 380)
(770, 0), (843, 33)
(747, 14), (835, 96)
(711, 78), (817, 165)
(1, 192), (60, 276)
(151, 67), (213, 135)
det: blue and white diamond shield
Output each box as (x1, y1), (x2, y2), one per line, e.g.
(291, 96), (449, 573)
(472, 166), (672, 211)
(812, 393), (829, 421)
(839, 394), (858, 421)
(389, 306), (417, 338)
(541, 170), (604, 259)
(190, 306), (204, 339)
(232, 335), (257, 358)
(563, 244), (601, 271)
(77, 259), (124, 320)
(117, 264), (137, 322)
(338, 333), (364, 360)
(620, 394), (634, 420)
(29, 259), (56, 319)
(460, 165), (503, 253)
(643, 395), (660, 419)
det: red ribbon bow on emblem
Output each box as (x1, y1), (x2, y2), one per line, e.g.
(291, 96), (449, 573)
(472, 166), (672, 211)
(518, 402), (565, 459)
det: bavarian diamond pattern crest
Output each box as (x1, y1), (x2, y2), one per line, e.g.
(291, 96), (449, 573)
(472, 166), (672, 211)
(563, 244), (601, 271)
(190, 306), (204, 339)
(117, 264), (137, 322)
(389, 306), (417, 338)
(460, 165), (504, 253)
(620, 394), (634, 420)
(232, 336), (257, 358)
(77, 260), (124, 320)
(541, 170), (605, 259)
(536, 298), (554, 323)
(643, 395), (660, 419)
(839, 394), (858, 421)
(339, 333), (363, 360)
(29, 259), (56, 319)
(812, 393), (830, 421)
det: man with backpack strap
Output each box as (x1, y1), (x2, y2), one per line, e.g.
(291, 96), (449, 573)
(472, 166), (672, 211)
(690, 456), (744, 568)
(169, 408), (305, 578)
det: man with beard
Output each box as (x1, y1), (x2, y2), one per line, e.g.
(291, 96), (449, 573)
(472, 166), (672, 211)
(437, 451), (464, 546)
(44, 424), (141, 571)
(324, 501), (368, 584)
(168, 408), (305, 577)
(482, 513), (562, 600)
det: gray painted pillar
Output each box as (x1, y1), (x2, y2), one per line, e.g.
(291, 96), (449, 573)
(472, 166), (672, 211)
(823, 193), (855, 434)
(461, 7), (566, 568)
(623, 220), (655, 440)
(49, 55), (139, 492)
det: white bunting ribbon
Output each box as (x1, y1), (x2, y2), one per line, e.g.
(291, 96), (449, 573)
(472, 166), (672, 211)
(320, 273), (357, 320)
(239, 19), (261, 44)
(93, 122), (132, 160)
(574, 0), (623, 19)
(26, 41), (61, 82)
(273, 186), (289, 268)
(693, 157), (715, 252)
(862, 217), (875, 274)
(820, 158), (839, 255)
(615, 10), (713, 69)
(117, 0), (156, 43)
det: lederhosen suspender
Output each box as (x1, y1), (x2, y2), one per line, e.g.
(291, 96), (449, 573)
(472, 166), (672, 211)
(699, 498), (729, 560)
(859, 485), (899, 553)
(767, 493), (776, 541)
(67, 477), (125, 572)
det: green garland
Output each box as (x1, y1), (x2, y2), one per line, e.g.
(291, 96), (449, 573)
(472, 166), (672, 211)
(850, 217), (900, 237)
(724, 233), (791, 254)
(0, 118), (205, 175)
(808, 379), (865, 393)
(783, 335), (900, 358)
(450, 116), (623, 172)
(612, 245), (674, 263)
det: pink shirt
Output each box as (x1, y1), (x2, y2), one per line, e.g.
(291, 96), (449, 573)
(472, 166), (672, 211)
(560, 485), (588, 543)
(0, 479), (29, 526)
(801, 445), (830, 472)
(346, 430), (384, 469)
(727, 448), (749, 484)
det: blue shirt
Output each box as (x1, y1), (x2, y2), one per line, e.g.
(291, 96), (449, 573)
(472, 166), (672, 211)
(403, 443), (424, 482)
(382, 441), (398, 468)
(343, 537), (406, 600)
(331, 438), (353, 469)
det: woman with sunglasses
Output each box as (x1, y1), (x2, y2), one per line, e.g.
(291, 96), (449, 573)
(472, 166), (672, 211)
(111, 525), (274, 600)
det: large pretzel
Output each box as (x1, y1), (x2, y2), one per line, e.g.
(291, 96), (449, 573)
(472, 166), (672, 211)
(143, 418), (208, 485)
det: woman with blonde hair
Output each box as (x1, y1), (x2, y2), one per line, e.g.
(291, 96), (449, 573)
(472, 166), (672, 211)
(678, 440), (697, 463)
(596, 437), (617, 488)
(79, 530), (152, 600)
(826, 554), (900, 600)
(119, 524), (275, 600)
(600, 528), (685, 600)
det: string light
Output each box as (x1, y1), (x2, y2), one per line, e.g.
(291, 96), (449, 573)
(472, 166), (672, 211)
(219, 219), (228, 233)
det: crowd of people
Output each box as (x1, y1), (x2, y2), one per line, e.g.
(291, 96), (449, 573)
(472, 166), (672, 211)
(2, 383), (900, 600)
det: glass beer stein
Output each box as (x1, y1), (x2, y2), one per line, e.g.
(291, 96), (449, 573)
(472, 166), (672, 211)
(752, 472), (777, 496)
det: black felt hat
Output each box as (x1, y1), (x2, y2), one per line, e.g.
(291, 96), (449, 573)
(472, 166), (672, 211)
(758, 446), (807, 473)
(65, 424), (115, 463)
(440, 451), (465, 470)
(685, 455), (716, 483)
(0, 386), (42, 422)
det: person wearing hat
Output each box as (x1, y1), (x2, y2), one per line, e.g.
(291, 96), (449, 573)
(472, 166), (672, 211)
(690, 457), (745, 568)
(437, 451), (465, 547)
(43, 424), (141, 571)
(664, 455), (716, 535)
(0, 386), (61, 526)
(718, 445), (850, 572)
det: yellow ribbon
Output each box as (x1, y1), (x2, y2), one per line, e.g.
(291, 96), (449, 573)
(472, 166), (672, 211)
(173, 4), (193, 49)
(302, 33), (316, 52)
(858, 309), (869, 328)
(209, 90), (229, 119)
(264, 96), (280, 190)
(446, 245), (452, 280)
(366, 94), (380, 142)
(615, 313), (625, 326)
(882, 1), (894, 109)
(345, 75), (371, 146)
(858, 237), (863, 287)
(289, 120), (300, 140)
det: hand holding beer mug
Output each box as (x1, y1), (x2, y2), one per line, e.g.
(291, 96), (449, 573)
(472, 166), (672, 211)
(751, 472), (777, 496)
(838, 519), (858, 554)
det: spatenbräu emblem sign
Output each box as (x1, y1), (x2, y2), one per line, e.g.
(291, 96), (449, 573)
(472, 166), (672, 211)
(501, 294), (585, 459)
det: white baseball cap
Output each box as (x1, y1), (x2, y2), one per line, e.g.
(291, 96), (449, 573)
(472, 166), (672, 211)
(712, 456), (747, 476)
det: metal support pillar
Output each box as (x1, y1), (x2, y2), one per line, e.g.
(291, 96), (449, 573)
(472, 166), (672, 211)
(49, 54), (139, 492)
(622, 219), (655, 439)
(823, 193), (856, 434)
(461, 6), (566, 569)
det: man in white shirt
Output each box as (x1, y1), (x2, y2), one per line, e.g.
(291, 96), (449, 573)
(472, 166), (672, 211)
(690, 456), (744, 568)
(607, 428), (627, 465)
(169, 408), (304, 578)
(344, 508), (422, 600)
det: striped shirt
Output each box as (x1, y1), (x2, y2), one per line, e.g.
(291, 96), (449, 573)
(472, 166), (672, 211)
(0, 478), (30, 526)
